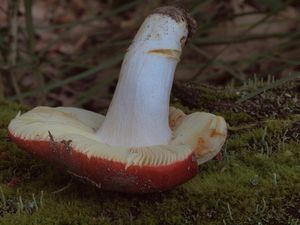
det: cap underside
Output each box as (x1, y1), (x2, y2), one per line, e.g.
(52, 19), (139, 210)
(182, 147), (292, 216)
(8, 106), (227, 167)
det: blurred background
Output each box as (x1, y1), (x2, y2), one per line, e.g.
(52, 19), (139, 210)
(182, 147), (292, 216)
(0, 0), (299, 111)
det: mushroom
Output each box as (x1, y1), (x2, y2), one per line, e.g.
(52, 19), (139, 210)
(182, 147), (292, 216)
(8, 6), (227, 193)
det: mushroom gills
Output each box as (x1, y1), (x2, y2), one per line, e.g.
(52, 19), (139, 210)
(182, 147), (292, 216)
(9, 106), (227, 166)
(8, 106), (194, 166)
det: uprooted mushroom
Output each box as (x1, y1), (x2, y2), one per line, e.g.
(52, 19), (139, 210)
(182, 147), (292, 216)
(8, 6), (227, 193)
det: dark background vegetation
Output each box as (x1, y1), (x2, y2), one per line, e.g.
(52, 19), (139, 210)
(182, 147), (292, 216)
(0, 1), (299, 225)
(0, 0), (299, 111)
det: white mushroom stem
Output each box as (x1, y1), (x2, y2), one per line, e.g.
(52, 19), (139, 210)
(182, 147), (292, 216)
(96, 7), (190, 147)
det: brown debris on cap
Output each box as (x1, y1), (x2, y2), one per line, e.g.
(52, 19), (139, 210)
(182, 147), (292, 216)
(151, 6), (197, 37)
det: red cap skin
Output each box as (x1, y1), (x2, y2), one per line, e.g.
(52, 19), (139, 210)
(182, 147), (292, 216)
(9, 130), (198, 193)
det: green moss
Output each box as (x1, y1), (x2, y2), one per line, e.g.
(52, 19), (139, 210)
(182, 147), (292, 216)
(194, 85), (236, 102)
(222, 111), (255, 126)
(171, 83), (237, 112)
(0, 83), (299, 225)
(0, 101), (29, 128)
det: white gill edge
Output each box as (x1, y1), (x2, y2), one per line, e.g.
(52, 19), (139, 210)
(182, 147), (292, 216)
(8, 106), (193, 168)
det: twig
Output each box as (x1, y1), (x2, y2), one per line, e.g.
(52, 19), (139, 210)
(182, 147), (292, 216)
(38, 0), (139, 58)
(192, 32), (300, 47)
(273, 173), (278, 186)
(24, 0), (46, 104)
(227, 203), (233, 221)
(19, 195), (24, 212)
(228, 123), (258, 131)
(32, 193), (39, 210)
(39, 190), (44, 207)
(8, 54), (123, 100)
(261, 198), (266, 213)
(237, 72), (300, 103)
(51, 179), (73, 194)
(189, 43), (246, 82)
(0, 185), (6, 206)
(189, 0), (295, 81)
(68, 170), (102, 189)
(8, 0), (23, 103)
(0, 72), (4, 101)
(0, 6), (6, 14)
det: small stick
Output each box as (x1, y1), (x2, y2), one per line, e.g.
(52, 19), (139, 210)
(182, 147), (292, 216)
(8, 0), (23, 103)
(261, 198), (266, 213)
(0, 185), (6, 206)
(68, 170), (101, 189)
(52, 179), (73, 194)
(273, 173), (278, 186)
(39, 190), (44, 207)
(227, 203), (233, 221)
(18, 195), (24, 213)
(32, 193), (39, 210)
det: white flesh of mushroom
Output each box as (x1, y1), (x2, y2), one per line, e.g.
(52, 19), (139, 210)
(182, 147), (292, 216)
(96, 13), (188, 147)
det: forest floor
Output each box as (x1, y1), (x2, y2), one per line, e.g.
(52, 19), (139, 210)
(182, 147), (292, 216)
(0, 80), (299, 225)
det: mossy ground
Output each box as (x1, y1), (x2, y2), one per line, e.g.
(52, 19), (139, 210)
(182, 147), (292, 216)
(0, 81), (299, 225)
